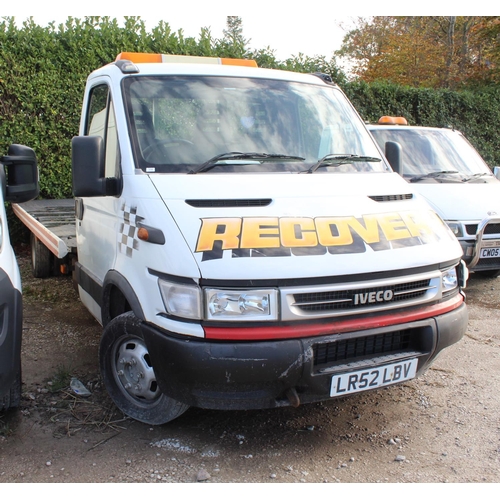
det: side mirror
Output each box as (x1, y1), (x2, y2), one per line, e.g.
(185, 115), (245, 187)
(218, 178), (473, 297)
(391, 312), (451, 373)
(0, 144), (39, 203)
(493, 166), (500, 180)
(385, 141), (403, 176)
(72, 136), (120, 197)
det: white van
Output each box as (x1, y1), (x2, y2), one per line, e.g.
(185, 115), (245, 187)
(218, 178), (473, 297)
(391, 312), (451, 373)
(14, 54), (468, 424)
(0, 145), (38, 411)
(368, 117), (500, 277)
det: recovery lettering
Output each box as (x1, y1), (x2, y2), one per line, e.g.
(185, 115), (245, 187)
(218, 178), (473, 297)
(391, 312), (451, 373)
(195, 211), (445, 261)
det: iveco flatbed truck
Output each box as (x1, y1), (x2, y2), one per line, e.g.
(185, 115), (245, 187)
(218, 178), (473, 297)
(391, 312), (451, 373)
(13, 53), (468, 424)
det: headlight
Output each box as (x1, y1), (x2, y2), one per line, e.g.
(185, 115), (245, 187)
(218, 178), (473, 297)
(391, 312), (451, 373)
(158, 280), (279, 322)
(158, 279), (202, 320)
(205, 288), (278, 321)
(441, 267), (458, 293)
(446, 222), (463, 237)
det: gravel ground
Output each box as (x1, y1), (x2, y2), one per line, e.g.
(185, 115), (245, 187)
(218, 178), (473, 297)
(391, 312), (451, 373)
(1, 246), (499, 488)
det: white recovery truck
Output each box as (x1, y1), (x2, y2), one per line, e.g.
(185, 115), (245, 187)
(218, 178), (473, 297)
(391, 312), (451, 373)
(13, 53), (469, 424)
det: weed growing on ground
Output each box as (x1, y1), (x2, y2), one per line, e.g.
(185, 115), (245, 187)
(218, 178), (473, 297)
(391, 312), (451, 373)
(48, 365), (73, 393)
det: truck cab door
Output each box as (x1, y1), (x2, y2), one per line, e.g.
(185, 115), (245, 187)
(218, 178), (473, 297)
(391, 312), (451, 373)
(74, 83), (122, 323)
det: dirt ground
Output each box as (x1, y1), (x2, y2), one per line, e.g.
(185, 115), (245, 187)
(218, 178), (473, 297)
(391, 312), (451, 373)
(1, 244), (499, 486)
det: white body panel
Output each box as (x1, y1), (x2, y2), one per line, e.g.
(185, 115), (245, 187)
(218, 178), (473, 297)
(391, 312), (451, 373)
(77, 167), (461, 333)
(150, 172), (460, 281)
(411, 182), (500, 222)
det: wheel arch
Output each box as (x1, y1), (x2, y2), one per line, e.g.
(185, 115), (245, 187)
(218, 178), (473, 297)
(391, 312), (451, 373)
(99, 310), (190, 424)
(101, 270), (145, 327)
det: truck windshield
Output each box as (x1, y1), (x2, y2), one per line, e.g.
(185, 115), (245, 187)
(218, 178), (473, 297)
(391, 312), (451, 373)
(122, 76), (386, 174)
(370, 127), (493, 182)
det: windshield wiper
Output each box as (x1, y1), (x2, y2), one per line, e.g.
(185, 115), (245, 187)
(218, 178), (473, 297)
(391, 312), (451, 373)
(303, 154), (382, 174)
(461, 172), (492, 183)
(409, 170), (460, 183)
(189, 152), (305, 174)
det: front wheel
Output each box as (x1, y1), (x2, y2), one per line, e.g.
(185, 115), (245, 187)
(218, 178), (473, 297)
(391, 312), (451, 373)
(99, 312), (189, 425)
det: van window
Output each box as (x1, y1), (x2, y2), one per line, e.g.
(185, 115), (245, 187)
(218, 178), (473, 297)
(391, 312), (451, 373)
(86, 85), (121, 179)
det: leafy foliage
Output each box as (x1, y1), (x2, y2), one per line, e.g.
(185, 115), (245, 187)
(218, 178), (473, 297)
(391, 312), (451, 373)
(339, 16), (500, 89)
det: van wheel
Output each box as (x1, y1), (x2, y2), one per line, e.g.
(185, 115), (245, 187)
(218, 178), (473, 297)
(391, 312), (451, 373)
(99, 312), (189, 425)
(31, 233), (52, 278)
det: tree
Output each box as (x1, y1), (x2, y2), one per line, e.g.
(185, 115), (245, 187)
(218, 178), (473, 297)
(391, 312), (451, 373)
(216, 16), (250, 59)
(468, 17), (500, 84)
(338, 16), (499, 88)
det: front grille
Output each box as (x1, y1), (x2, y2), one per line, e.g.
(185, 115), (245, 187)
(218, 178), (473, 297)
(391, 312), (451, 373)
(294, 279), (432, 312)
(465, 223), (500, 235)
(313, 330), (411, 366)
(280, 270), (442, 322)
(186, 199), (272, 208)
(476, 257), (500, 268)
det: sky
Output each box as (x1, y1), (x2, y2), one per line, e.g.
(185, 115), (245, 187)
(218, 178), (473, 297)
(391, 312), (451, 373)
(5, 1), (497, 62)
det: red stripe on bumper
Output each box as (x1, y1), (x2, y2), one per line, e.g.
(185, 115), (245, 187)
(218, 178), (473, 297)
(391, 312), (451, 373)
(204, 294), (464, 341)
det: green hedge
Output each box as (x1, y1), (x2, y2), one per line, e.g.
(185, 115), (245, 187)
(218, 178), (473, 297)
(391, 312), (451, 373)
(2, 17), (500, 205)
(344, 80), (500, 166)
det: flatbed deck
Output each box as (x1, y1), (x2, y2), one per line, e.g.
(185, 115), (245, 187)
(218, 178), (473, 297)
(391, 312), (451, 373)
(12, 199), (76, 258)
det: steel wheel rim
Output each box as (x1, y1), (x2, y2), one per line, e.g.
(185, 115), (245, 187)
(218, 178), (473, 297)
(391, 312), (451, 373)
(112, 336), (160, 404)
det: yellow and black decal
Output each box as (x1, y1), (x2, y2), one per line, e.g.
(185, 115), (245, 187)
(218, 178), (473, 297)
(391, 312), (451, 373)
(195, 210), (446, 261)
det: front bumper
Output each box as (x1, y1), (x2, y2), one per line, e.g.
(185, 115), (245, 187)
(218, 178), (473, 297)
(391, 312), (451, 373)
(0, 268), (23, 399)
(143, 298), (468, 410)
(460, 215), (500, 272)
(461, 240), (500, 272)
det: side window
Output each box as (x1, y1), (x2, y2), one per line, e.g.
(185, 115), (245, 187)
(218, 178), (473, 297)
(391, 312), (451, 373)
(86, 85), (120, 179)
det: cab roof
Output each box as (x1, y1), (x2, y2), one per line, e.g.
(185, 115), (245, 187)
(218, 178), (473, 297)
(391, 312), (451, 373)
(87, 52), (339, 88)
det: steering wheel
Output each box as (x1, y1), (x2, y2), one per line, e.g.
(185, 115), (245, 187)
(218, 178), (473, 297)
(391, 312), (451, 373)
(142, 138), (194, 163)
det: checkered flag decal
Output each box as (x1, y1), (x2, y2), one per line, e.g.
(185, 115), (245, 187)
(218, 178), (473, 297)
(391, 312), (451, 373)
(118, 204), (144, 257)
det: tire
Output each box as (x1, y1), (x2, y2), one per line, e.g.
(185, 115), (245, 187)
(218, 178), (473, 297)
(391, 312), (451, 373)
(0, 370), (21, 412)
(31, 233), (52, 278)
(99, 312), (189, 425)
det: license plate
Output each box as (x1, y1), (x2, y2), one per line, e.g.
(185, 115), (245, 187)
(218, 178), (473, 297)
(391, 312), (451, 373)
(480, 247), (500, 258)
(330, 359), (418, 397)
